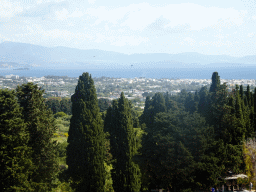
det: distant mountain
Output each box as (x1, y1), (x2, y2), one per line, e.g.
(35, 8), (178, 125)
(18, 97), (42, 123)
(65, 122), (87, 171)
(0, 41), (256, 70)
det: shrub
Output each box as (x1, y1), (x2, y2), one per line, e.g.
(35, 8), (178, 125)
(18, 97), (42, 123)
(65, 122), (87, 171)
(54, 112), (67, 118)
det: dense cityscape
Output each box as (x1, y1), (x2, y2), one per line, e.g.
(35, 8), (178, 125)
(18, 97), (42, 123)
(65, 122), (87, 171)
(2, 73), (256, 100)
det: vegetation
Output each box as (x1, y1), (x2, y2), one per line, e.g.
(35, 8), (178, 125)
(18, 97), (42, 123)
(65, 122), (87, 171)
(66, 72), (106, 192)
(2, 71), (256, 191)
(0, 89), (34, 191)
(104, 92), (141, 192)
(16, 82), (59, 191)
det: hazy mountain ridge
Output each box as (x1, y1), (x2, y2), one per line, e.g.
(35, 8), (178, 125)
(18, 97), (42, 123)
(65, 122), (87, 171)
(0, 41), (255, 70)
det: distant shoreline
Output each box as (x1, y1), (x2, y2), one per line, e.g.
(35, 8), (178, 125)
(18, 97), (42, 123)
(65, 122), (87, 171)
(13, 68), (30, 70)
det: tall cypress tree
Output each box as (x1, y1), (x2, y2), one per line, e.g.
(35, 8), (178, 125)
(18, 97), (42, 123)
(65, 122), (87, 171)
(0, 89), (34, 191)
(16, 83), (59, 191)
(209, 72), (220, 93)
(105, 92), (141, 192)
(66, 72), (106, 192)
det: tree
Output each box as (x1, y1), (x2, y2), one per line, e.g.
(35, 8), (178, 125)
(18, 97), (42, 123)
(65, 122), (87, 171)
(185, 92), (197, 114)
(16, 82), (59, 191)
(198, 86), (210, 116)
(105, 92), (141, 192)
(60, 98), (72, 115)
(0, 89), (34, 191)
(209, 72), (220, 93)
(98, 98), (111, 112)
(66, 72), (106, 192)
(140, 93), (167, 128)
(44, 97), (61, 114)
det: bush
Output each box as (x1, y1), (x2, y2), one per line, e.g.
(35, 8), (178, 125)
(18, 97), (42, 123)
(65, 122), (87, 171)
(54, 112), (67, 118)
(56, 124), (69, 133)
(57, 141), (68, 158)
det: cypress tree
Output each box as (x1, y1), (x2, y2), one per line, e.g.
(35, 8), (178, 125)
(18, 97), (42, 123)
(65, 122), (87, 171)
(246, 85), (251, 106)
(139, 96), (153, 128)
(0, 89), (34, 191)
(16, 83), (59, 191)
(105, 92), (141, 192)
(66, 72), (106, 192)
(198, 86), (209, 116)
(209, 72), (220, 93)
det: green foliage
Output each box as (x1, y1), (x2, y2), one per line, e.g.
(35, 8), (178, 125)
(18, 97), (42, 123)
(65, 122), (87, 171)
(54, 111), (67, 118)
(105, 92), (141, 192)
(209, 72), (220, 93)
(98, 98), (111, 112)
(45, 97), (72, 115)
(66, 72), (106, 192)
(16, 82), (59, 191)
(0, 89), (34, 191)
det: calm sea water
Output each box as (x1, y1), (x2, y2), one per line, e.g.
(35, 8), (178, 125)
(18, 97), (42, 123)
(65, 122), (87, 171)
(1, 66), (256, 79)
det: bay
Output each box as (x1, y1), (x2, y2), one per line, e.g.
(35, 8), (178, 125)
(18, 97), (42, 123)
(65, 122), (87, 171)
(1, 66), (256, 79)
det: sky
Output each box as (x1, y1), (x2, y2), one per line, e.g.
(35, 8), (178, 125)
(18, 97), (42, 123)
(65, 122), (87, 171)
(1, 0), (256, 57)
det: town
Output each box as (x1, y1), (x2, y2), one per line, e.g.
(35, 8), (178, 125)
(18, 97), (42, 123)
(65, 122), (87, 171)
(1, 74), (256, 102)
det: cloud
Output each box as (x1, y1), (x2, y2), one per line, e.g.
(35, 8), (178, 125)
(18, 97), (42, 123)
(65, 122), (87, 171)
(0, 0), (23, 18)
(248, 33), (255, 38)
(88, 0), (96, 5)
(199, 40), (235, 47)
(55, 8), (84, 20)
(181, 37), (196, 46)
(21, 0), (68, 18)
(42, 29), (75, 40)
(55, 8), (69, 20)
(85, 3), (247, 33)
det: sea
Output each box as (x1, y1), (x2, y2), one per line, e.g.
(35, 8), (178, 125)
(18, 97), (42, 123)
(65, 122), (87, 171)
(1, 66), (256, 79)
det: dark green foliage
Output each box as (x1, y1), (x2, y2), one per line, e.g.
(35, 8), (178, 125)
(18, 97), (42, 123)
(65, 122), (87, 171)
(198, 86), (210, 116)
(136, 109), (216, 190)
(135, 71), (256, 190)
(177, 89), (188, 106)
(105, 92), (141, 192)
(16, 83), (59, 191)
(128, 100), (140, 128)
(45, 97), (72, 115)
(184, 92), (197, 113)
(98, 98), (111, 112)
(66, 72), (106, 192)
(0, 89), (34, 191)
(140, 93), (167, 128)
(209, 72), (220, 93)
(207, 83), (229, 139)
(45, 97), (61, 114)
(60, 98), (72, 115)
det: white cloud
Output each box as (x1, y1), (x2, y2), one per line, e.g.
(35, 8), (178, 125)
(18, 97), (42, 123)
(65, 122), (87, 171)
(248, 33), (255, 38)
(55, 8), (84, 20)
(55, 8), (69, 20)
(69, 10), (84, 18)
(85, 3), (247, 32)
(88, 0), (96, 4)
(199, 40), (234, 47)
(0, 0), (23, 18)
(181, 37), (196, 45)
(42, 29), (75, 40)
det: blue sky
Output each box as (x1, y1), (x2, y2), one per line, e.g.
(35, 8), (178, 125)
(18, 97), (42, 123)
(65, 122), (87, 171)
(1, 0), (256, 57)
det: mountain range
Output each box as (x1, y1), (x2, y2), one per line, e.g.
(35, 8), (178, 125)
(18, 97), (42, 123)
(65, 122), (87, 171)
(0, 41), (256, 70)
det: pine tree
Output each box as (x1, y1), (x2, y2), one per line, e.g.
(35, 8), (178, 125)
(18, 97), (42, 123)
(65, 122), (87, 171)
(0, 89), (34, 191)
(105, 92), (141, 192)
(16, 83), (59, 191)
(66, 72), (106, 192)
